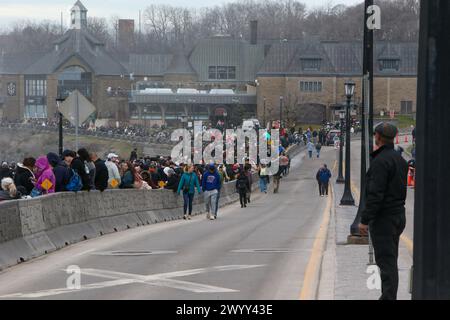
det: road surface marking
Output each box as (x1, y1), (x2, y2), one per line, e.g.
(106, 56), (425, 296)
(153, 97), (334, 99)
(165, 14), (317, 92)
(350, 180), (413, 256)
(0, 265), (265, 299)
(299, 161), (335, 300)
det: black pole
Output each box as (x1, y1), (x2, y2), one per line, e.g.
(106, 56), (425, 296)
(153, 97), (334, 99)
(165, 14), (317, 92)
(337, 113), (345, 184)
(350, 0), (374, 235)
(56, 95), (65, 157)
(340, 96), (355, 206)
(263, 98), (266, 128)
(279, 96), (283, 128)
(59, 111), (63, 156)
(412, 0), (450, 300)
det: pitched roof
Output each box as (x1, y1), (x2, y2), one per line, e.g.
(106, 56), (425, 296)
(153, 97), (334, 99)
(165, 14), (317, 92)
(128, 54), (173, 76)
(164, 53), (196, 75)
(22, 28), (127, 75)
(258, 40), (418, 76)
(0, 51), (46, 75)
(72, 0), (87, 11)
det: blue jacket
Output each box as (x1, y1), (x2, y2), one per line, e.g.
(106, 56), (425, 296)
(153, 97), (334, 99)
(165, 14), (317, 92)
(317, 168), (332, 183)
(201, 170), (221, 192)
(177, 172), (201, 194)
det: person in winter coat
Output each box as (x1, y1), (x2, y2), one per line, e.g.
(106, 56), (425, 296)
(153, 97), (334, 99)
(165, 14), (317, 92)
(307, 141), (315, 159)
(201, 164), (221, 220)
(14, 157), (36, 196)
(119, 162), (135, 189)
(316, 164), (332, 197)
(34, 156), (56, 194)
(90, 152), (109, 192)
(236, 169), (251, 208)
(177, 164), (202, 220)
(315, 142), (323, 159)
(258, 163), (270, 193)
(165, 168), (180, 192)
(47, 152), (71, 193)
(69, 149), (91, 191)
(105, 153), (121, 189)
(0, 178), (21, 201)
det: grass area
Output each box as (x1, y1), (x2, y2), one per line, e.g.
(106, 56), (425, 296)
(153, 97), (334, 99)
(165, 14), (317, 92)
(63, 135), (138, 158)
(376, 115), (416, 129)
(296, 124), (323, 131)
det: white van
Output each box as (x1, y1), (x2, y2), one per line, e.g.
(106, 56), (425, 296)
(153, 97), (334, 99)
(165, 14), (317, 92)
(242, 119), (260, 131)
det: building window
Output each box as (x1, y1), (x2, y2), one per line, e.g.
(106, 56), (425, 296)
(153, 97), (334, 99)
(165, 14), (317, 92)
(25, 105), (47, 119)
(25, 79), (47, 97)
(58, 66), (92, 99)
(208, 66), (217, 79)
(300, 81), (323, 92)
(208, 66), (236, 80)
(380, 59), (400, 71)
(301, 58), (321, 71)
(401, 101), (413, 114)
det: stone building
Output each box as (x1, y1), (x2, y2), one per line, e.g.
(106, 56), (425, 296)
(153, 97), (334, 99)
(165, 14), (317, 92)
(0, 1), (418, 127)
(257, 40), (418, 125)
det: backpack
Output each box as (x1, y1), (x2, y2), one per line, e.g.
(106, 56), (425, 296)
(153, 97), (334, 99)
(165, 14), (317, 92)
(237, 178), (248, 190)
(66, 169), (83, 192)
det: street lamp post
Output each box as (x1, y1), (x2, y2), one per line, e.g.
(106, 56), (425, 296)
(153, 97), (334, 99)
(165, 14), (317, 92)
(340, 81), (356, 206)
(279, 96), (283, 129)
(263, 97), (266, 129)
(337, 110), (345, 184)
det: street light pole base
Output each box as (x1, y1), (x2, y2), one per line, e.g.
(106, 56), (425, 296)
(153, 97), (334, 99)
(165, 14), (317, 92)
(340, 195), (355, 206)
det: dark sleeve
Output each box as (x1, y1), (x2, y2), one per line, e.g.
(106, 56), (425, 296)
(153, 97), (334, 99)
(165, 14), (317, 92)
(95, 163), (109, 191)
(361, 160), (389, 225)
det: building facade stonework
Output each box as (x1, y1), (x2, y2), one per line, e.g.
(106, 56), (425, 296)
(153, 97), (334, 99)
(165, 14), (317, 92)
(0, 1), (418, 126)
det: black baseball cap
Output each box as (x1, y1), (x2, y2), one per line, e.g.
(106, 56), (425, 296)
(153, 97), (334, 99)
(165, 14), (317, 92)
(374, 123), (398, 139)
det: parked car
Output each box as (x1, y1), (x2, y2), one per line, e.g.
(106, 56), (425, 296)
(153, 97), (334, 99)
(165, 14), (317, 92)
(242, 119), (261, 132)
(326, 130), (342, 146)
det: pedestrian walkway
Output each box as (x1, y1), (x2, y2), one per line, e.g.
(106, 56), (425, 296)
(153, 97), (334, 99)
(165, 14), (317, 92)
(318, 150), (413, 300)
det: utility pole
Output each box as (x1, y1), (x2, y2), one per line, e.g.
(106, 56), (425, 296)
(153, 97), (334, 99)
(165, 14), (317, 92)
(412, 0), (450, 300)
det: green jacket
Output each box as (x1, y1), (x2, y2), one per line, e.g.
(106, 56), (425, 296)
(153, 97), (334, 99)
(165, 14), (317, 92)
(177, 172), (201, 194)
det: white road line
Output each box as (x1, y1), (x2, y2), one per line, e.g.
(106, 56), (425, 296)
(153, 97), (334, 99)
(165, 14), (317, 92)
(0, 265), (265, 299)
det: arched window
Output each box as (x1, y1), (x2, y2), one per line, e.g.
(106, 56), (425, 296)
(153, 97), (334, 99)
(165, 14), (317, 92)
(57, 66), (92, 99)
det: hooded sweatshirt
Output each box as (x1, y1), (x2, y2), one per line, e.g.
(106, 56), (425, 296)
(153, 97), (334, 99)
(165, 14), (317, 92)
(35, 156), (56, 194)
(201, 166), (221, 192)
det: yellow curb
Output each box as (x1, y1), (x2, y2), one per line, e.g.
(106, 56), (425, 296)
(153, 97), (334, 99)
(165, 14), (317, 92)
(299, 160), (336, 300)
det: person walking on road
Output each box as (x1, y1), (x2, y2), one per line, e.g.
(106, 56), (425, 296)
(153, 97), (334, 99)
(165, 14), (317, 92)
(316, 164), (332, 197)
(359, 123), (408, 301)
(201, 164), (221, 220)
(315, 142), (322, 159)
(258, 163), (270, 193)
(177, 164), (201, 220)
(236, 169), (251, 208)
(307, 141), (315, 159)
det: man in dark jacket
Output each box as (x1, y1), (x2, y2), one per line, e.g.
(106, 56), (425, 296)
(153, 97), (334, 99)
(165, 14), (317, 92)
(14, 158), (36, 196)
(70, 149), (91, 191)
(47, 152), (71, 193)
(90, 153), (109, 192)
(359, 123), (408, 300)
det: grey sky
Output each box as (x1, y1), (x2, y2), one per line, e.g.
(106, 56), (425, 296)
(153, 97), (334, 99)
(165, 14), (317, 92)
(0, 0), (363, 29)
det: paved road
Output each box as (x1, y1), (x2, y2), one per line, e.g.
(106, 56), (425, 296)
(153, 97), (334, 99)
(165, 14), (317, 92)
(0, 147), (336, 300)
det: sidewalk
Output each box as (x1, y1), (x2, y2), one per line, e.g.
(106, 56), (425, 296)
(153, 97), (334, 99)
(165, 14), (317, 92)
(318, 179), (413, 300)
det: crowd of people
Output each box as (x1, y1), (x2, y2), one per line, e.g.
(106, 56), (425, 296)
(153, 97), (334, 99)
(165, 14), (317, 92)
(0, 144), (293, 220)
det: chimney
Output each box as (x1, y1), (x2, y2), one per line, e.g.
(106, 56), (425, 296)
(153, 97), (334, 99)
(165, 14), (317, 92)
(250, 20), (258, 45)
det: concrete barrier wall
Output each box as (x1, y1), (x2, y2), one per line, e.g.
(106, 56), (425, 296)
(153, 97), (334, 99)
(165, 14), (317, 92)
(0, 145), (302, 271)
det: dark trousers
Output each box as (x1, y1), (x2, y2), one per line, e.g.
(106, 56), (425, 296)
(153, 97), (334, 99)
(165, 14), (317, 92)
(239, 190), (247, 207)
(369, 213), (406, 300)
(183, 192), (194, 215)
(319, 181), (329, 196)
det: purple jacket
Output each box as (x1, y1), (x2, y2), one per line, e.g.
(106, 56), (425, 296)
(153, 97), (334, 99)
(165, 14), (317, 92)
(35, 156), (56, 194)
